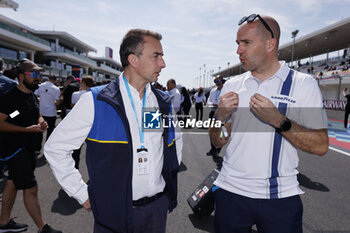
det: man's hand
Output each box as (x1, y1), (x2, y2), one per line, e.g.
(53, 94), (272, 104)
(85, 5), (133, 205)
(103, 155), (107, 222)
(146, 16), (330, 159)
(82, 199), (91, 212)
(215, 92), (239, 121)
(249, 93), (284, 128)
(26, 122), (47, 133)
(38, 121), (48, 131)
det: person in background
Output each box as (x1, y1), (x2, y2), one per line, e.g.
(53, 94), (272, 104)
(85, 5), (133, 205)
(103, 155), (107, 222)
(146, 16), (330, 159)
(61, 75), (79, 118)
(194, 87), (206, 121)
(166, 78), (182, 114)
(0, 57), (17, 95)
(206, 75), (224, 157)
(70, 75), (95, 169)
(0, 58), (18, 189)
(343, 87), (350, 128)
(0, 59), (61, 233)
(210, 14), (328, 233)
(180, 87), (192, 128)
(34, 76), (60, 141)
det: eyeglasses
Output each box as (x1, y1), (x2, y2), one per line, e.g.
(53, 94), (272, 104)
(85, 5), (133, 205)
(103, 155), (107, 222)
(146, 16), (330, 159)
(214, 79), (222, 84)
(238, 14), (274, 38)
(24, 71), (41, 79)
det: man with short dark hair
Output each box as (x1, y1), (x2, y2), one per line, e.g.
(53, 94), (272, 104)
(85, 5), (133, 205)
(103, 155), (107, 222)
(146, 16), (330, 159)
(45, 29), (182, 233)
(209, 14), (328, 233)
(34, 76), (60, 140)
(0, 59), (61, 233)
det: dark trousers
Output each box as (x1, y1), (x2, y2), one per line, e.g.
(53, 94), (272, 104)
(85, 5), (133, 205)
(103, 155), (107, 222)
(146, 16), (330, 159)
(209, 110), (221, 153)
(43, 116), (57, 141)
(214, 188), (303, 233)
(195, 102), (203, 121)
(93, 194), (169, 233)
(345, 106), (350, 128)
(183, 106), (191, 126)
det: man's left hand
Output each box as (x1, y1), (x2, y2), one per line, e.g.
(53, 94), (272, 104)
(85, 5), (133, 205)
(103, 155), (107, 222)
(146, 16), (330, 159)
(38, 121), (48, 131)
(249, 93), (285, 128)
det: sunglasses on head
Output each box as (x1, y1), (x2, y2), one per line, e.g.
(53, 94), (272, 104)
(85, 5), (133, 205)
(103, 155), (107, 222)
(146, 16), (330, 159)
(238, 14), (274, 38)
(214, 79), (222, 84)
(24, 71), (41, 79)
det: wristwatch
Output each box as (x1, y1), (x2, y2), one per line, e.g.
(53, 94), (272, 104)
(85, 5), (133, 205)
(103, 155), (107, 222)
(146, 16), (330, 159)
(276, 118), (292, 133)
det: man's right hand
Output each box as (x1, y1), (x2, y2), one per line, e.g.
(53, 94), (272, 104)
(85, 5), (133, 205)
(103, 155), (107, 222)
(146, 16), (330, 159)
(82, 199), (91, 212)
(26, 124), (46, 133)
(215, 92), (239, 121)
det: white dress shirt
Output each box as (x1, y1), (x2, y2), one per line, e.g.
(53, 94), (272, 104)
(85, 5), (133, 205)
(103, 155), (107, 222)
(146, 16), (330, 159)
(34, 81), (60, 117)
(168, 88), (182, 113)
(207, 87), (221, 107)
(44, 74), (183, 204)
(194, 92), (206, 103)
(71, 90), (87, 105)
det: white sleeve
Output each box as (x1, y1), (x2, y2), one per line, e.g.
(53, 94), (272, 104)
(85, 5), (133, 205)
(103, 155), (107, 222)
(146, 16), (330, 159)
(296, 77), (328, 129)
(44, 92), (94, 204)
(55, 88), (60, 101)
(173, 107), (183, 165)
(173, 92), (182, 112)
(34, 86), (41, 96)
(207, 89), (215, 106)
(219, 81), (230, 97)
(71, 92), (78, 105)
(175, 129), (183, 165)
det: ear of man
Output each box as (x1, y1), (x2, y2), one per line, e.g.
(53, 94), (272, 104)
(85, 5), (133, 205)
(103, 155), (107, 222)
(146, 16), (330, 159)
(18, 72), (25, 81)
(265, 38), (278, 53)
(127, 54), (139, 68)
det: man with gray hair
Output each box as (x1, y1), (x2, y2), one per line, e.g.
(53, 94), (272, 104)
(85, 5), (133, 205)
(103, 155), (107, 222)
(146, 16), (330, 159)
(45, 29), (182, 233)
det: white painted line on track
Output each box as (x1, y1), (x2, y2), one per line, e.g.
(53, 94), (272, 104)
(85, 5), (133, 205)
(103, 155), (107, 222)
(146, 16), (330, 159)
(182, 132), (208, 135)
(329, 146), (350, 157)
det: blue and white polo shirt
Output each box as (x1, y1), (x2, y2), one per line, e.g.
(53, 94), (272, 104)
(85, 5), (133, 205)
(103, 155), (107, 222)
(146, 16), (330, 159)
(214, 61), (328, 199)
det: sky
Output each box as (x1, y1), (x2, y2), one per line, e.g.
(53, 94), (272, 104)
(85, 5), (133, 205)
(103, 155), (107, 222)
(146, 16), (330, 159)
(0, 0), (349, 88)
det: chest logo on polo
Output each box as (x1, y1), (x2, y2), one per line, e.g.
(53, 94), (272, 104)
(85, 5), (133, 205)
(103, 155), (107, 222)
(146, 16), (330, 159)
(270, 95), (296, 104)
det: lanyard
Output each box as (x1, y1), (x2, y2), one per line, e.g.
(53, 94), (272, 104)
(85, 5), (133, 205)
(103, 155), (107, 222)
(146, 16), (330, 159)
(123, 75), (146, 149)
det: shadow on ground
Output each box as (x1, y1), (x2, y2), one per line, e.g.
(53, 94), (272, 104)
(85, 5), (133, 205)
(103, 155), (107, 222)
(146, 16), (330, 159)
(297, 173), (330, 192)
(36, 154), (47, 168)
(188, 214), (215, 233)
(212, 156), (223, 170)
(188, 214), (258, 233)
(51, 189), (82, 215)
(179, 162), (187, 173)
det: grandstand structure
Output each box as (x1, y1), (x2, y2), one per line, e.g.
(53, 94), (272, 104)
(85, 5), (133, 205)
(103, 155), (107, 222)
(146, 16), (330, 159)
(214, 17), (350, 110)
(0, 12), (122, 82)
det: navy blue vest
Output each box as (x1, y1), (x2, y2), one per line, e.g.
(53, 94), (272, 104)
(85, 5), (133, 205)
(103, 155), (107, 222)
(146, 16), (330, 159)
(85, 78), (178, 233)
